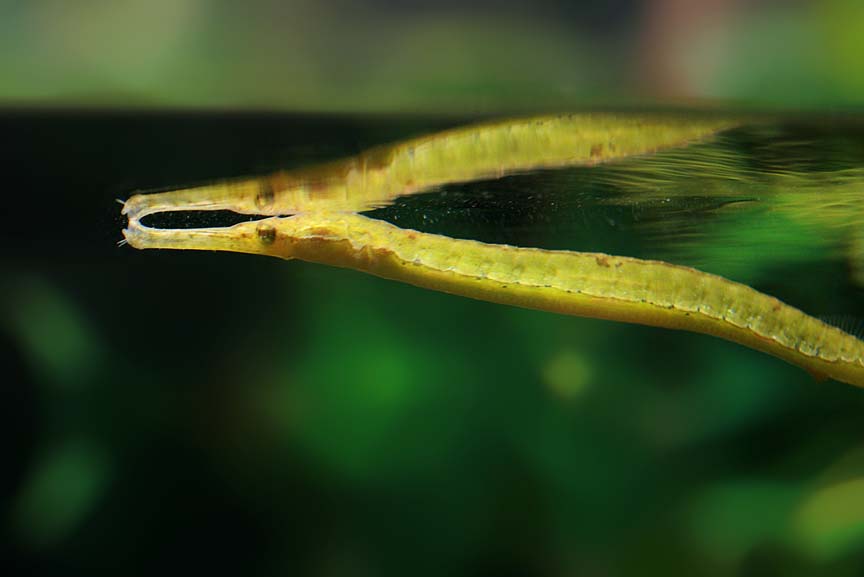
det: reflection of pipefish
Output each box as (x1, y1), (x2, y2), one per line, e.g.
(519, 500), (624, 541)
(120, 113), (864, 388)
(122, 113), (740, 220)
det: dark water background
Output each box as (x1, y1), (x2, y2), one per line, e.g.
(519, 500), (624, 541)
(3, 110), (864, 576)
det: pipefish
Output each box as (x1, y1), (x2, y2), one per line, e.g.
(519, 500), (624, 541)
(123, 212), (864, 388)
(120, 113), (864, 388)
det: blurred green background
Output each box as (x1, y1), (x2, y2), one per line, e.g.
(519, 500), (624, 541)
(3, 1), (864, 576)
(3, 0), (864, 112)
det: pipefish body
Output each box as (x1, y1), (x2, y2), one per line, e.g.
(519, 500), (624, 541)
(120, 113), (864, 388)
(123, 212), (864, 388)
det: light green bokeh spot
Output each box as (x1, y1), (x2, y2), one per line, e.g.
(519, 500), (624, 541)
(688, 480), (800, 561)
(2, 276), (103, 387)
(790, 477), (864, 561)
(541, 349), (592, 401)
(13, 440), (111, 548)
(264, 272), (472, 485)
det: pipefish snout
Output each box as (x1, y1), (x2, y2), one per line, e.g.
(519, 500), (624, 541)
(118, 113), (864, 388)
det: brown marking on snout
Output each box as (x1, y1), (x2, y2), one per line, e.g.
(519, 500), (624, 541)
(306, 226), (335, 237)
(256, 223), (277, 244)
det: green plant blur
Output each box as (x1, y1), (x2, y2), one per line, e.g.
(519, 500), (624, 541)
(3, 0), (864, 112)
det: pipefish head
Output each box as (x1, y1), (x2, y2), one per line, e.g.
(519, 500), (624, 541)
(121, 212), (357, 261)
(121, 214), (290, 257)
(119, 167), (367, 258)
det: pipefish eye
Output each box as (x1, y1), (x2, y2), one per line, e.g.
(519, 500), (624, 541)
(255, 180), (276, 210)
(256, 222), (277, 245)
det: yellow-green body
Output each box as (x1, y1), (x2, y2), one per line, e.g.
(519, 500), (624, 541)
(121, 112), (864, 388)
(124, 212), (864, 388)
